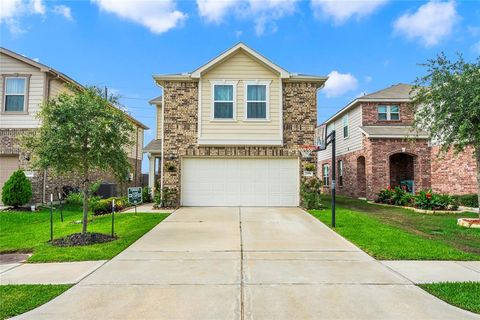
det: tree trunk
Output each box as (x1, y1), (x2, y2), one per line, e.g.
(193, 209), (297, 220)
(476, 146), (480, 219)
(82, 184), (89, 234)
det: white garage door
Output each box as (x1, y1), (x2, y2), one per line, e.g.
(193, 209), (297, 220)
(0, 156), (20, 205)
(181, 158), (299, 206)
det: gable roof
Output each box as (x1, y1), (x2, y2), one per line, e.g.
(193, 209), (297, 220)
(153, 43), (327, 84)
(1, 47), (148, 129)
(324, 83), (413, 124)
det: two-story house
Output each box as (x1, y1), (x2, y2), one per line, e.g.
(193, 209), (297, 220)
(145, 43), (327, 206)
(0, 47), (148, 204)
(317, 83), (477, 200)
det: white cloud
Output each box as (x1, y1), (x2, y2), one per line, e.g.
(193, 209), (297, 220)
(323, 71), (359, 98)
(0, 0), (46, 34)
(311, 0), (388, 25)
(365, 75), (372, 83)
(92, 0), (187, 34)
(53, 5), (73, 21)
(393, 1), (459, 47)
(196, 0), (298, 36)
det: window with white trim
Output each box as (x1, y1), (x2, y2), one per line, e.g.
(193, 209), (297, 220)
(338, 160), (343, 187)
(378, 105), (400, 121)
(322, 164), (329, 186)
(213, 84), (234, 119)
(246, 83), (267, 119)
(342, 114), (349, 138)
(4, 77), (27, 112)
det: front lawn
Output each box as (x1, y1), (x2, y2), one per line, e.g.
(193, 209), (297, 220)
(310, 196), (480, 260)
(0, 205), (169, 262)
(0, 284), (72, 320)
(419, 282), (480, 314)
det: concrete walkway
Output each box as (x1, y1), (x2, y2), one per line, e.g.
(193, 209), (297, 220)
(0, 261), (106, 285)
(14, 207), (479, 319)
(381, 261), (480, 283)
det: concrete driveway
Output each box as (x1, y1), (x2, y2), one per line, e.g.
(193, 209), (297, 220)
(16, 207), (479, 319)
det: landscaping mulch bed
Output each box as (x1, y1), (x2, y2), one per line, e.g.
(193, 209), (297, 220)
(0, 207), (35, 213)
(50, 233), (117, 247)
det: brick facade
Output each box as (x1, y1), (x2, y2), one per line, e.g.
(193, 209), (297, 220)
(161, 81), (320, 206)
(362, 102), (414, 126)
(319, 136), (476, 200)
(0, 128), (142, 204)
(430, 145), (477, 194)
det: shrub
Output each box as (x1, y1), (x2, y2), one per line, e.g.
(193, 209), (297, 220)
(66, 192), (101, 207)
(414, 190), (456, 211)
(1, 170), (33, 208)
(452, 194), (479, 208)
(300, 177), (322, 210)
(391, 186), (414, 206)
(91, 196), (131, 215)
(304, 163), (315, 172)
(142, 187), (152, 203)
(376, 186), (395, 204)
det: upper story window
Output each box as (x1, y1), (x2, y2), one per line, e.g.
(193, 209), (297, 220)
(3, 77), (27, 113)
(213, 84), (235, 119)
(322, 164), (329, 186)
(378, 105), (400, 121)
(246, 82), (269, 120)
(342, 114), (349, 138)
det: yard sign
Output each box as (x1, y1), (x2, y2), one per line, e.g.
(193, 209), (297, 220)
(128, 187), (142, 205)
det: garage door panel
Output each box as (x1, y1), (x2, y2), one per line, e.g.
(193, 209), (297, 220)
(181, 158), (299, 207)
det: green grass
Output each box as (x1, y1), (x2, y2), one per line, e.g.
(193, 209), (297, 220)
(310, 196), (480, 260)
(0, 205), (169, 262)
(419, 282), (480, 314)
(0, 284), (72, 319)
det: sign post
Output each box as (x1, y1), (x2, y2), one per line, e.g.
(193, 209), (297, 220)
(58, 192), (64, 222)
(128, 187), (142, 215)
(112, 199), (115, 237)
(50, 194), (53, 241)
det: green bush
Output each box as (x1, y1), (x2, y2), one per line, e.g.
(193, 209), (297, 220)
(300, 177), (322, 210)
(376, 186), (395, 204)
(91, 196), (131, 215)
(452, 194), (479, 208)
(1, 170), (32, 208)
(142, 187), (152, 203)
(65, 192), (100, 207)
(414, 190), (456, 210)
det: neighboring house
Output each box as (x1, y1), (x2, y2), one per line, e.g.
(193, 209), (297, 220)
(0, 47), (148, 204)
(316, 83), (477, 200)
(144, 43), (327, 206)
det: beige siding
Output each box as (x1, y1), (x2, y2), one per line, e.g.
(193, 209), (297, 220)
(156, 105), (162, 139)
(48, 77), (71, 98)
(126, 127), (144, 160)
(200, 50), (281, 144)
(0, 53), (45, 129)
(317, 105), (363, 161)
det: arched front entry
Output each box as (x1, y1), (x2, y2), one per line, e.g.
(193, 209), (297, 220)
(357, 156), (366, 198)
(389, 153), (415, 192)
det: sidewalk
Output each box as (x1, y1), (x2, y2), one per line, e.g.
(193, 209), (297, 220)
(381, 260), (480, 283)
(0, 261), (106, 285)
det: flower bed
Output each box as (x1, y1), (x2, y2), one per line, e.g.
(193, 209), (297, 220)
(375, 186), (459, 211)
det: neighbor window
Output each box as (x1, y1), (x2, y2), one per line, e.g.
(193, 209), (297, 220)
(322, 164), (329, 186)
(338, 160), (343, 187)
(4, 77), (27, 112)
(342, 114), (349, 138)
(378, 105), (400, 121)
(213, 84), (234, 119)
(246, 84), (268, 119)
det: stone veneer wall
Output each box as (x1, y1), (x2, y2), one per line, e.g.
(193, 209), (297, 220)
(430, 145), (477, 195)
(1, 128), (142, 204)
(362, 102), (414, 126)
(161, 81), (320, 206)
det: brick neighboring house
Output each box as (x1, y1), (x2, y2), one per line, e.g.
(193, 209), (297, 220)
(145, 43), (327, 206)
(316, 83), (477, 200)
(0, 47), (148, 205)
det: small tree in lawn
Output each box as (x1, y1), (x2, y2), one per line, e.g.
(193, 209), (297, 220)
(412, 53), (480, 216)
(1, 170), (32, 208)
(23, 86), (134, 234)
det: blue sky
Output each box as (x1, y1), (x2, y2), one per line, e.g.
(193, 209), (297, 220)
(1, 0), (479, 173)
